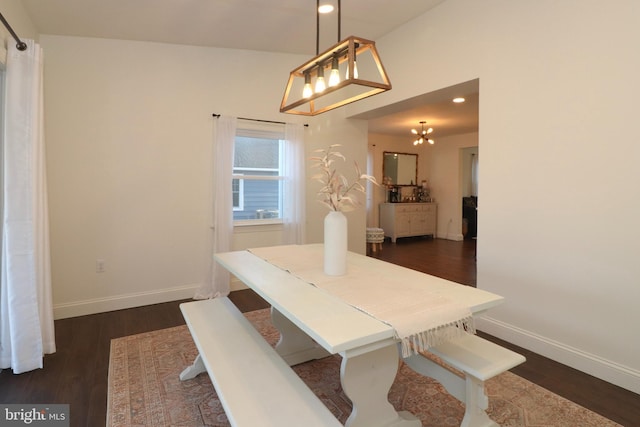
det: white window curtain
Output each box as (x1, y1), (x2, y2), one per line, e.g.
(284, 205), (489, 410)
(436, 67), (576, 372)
(195, 116), (236, 299)
(0, 40), (55, 374)
(471, 153), (479, 197)
(282, 123), (306, 244)
(366, 148), (375, 227)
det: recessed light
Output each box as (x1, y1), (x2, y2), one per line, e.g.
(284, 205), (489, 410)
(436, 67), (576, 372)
(453, 97), (465, 103)
(318, 4), (334, 13)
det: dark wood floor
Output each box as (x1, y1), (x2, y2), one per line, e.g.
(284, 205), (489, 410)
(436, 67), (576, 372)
(0, 238), (638, 426)
(370, 236), (477, 286)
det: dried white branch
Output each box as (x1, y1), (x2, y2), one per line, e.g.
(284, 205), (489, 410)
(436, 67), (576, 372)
(311, 144), (378, 212)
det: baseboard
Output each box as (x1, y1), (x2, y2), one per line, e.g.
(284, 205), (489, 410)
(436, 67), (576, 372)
(476, 316), (640, 395)
(53, 284), (200, 320)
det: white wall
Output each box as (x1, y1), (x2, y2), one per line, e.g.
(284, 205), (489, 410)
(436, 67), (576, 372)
(345, 0), (640, 393)
(40, 35), (317, 317)
(40, 35), (369, 316)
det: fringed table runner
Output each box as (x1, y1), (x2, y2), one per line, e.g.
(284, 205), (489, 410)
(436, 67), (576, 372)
(248, 244), (475, 357)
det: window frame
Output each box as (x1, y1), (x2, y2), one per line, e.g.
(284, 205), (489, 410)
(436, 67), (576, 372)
(232, 123), (286, 226)
(232, 174), (244, 212)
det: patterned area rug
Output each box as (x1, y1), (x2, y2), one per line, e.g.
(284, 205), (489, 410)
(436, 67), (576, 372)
(107, 309), (620, 426)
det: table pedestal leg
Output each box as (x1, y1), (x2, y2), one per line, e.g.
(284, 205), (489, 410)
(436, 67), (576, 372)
(271, 307), (330, 365)
(341, 344), (421, 427)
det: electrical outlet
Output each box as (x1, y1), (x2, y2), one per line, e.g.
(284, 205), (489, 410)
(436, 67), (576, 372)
(96, 259), (106, 273)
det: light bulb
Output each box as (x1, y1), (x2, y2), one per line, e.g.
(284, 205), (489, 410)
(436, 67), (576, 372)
(315, 66), (326, 93)
(329, 69), (340, 87)
(328, 57), (340, 87)
(302, 73), (313, 98)
(303, 83), (313, 98)
(318, 4), (334, 13)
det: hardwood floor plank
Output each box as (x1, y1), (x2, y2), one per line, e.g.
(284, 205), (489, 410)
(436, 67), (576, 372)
(371, 237), (477, 286)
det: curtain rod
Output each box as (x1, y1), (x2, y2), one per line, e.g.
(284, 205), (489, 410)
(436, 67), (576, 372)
(212, 114), (308, 127)
(0, 12), (27, 51)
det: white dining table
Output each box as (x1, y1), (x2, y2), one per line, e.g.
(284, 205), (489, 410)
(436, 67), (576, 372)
(214, 244), (503, 427)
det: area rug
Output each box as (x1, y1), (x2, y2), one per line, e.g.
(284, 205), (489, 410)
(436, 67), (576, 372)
(107, 309), (620, 427)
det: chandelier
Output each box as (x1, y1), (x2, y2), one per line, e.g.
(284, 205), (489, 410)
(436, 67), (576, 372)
(280, 0), (392, 116)
(412, 121), (434, 145)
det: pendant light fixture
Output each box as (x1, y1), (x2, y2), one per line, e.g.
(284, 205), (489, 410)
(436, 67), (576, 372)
(280, 0), (392, 116)
(412, 121), (434, 145)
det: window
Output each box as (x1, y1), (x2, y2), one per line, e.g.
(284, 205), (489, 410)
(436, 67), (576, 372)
(232, 126), (285, 223)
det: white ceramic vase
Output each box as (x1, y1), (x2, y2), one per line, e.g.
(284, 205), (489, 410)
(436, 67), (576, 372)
(324, 210), (348, 276)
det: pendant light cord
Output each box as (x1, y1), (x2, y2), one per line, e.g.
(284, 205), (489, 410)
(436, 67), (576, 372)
(338, 0), (341, 42)
(316, 0), (342, 55)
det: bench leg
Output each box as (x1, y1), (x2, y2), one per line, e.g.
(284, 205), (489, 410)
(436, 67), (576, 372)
(403, 352), (466, 402)
(403, 353), (498, 427)
(179, 353), (207, 381)
(271, 307), (330, 365)
(460, 375), (497, 427)
(341, 344), (421, 427)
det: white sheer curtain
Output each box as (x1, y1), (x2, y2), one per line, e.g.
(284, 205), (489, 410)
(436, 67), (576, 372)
(195, 116), (236, 299)
(282, 123), (306, 244)
(366, 147), (375, 227)
(0, 40), (55, 374)
(471, 153), (479, 197)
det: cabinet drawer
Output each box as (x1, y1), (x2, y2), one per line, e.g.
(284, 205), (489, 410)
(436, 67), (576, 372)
(395, 203), (433, 213)
(379, 203), (437, 242)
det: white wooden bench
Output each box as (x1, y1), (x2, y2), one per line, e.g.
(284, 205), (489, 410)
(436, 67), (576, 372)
(403, 333), (526, 427)
(179, 297), (342, 427)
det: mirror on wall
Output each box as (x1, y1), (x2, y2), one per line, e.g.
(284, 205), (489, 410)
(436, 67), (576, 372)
(383, 152), (418, 186)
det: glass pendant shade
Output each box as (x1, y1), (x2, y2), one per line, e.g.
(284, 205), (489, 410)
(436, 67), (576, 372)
(302, 73), (313, 98)
(328, 57), (340, 87)
(315, 66), (326, 93)
(346, 60), (358, 79)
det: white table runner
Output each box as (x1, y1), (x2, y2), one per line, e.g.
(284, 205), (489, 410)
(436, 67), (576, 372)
(248, 245), (475, 357)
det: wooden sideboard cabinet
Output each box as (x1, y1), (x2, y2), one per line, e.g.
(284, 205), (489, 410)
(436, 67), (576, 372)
(379, 203), (437, 243)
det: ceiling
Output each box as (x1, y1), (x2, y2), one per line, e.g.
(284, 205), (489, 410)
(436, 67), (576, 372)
(21, 0), (478, 139)
(360, 80), (479, 139)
